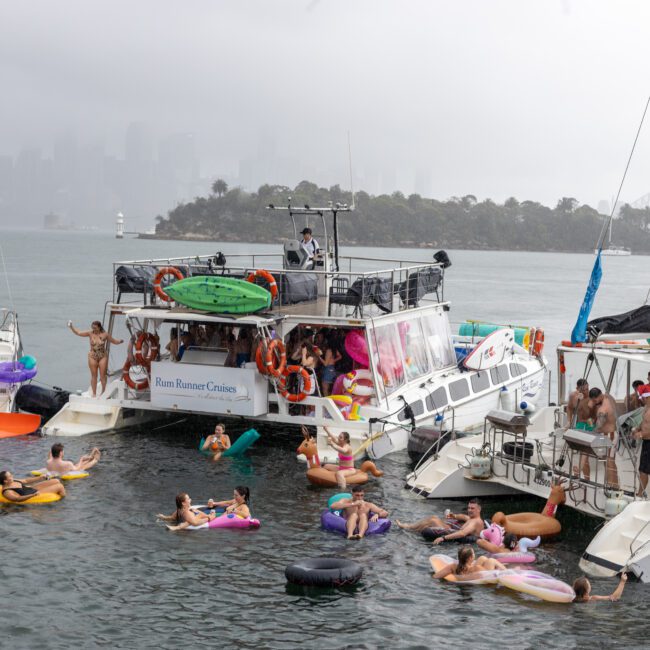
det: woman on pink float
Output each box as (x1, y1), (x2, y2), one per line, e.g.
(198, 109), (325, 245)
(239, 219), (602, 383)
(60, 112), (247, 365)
(157, 492), (217, 530)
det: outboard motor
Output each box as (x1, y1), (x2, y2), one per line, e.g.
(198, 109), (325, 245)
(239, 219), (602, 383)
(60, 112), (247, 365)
(434, 249), (451, 269)
(15, 384), (70, 420)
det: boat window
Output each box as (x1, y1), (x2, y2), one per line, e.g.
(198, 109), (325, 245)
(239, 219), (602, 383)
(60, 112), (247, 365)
(369, 323), (405, 396)
(398, 400), (425, 421)
(426, 386), (448, 412)
(420, 311), (456, 369)
(449, 378), (470, 401)
(509, 363), (526, 377)
(490, 364), (510, 384)
(470, 371), (490, 393)
(397, 318), (430, 382)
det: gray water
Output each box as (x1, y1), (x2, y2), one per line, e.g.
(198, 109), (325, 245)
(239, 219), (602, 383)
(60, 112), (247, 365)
(0, 230), (646, 649)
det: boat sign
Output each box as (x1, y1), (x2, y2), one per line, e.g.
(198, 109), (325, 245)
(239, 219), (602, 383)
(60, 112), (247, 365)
(150, 362), (268, 416)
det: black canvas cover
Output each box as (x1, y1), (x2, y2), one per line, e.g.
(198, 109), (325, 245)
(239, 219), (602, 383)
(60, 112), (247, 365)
(115, 265), (157, 293)
(398, 267), (442, 308)
(15, 384), (70, 420)
(279, 273), (318, 304)
(587, 305), (650, 339)
(345, 277), (393, 313)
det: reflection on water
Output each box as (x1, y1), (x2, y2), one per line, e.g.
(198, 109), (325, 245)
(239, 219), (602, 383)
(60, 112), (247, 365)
(0, 230), (645, 646)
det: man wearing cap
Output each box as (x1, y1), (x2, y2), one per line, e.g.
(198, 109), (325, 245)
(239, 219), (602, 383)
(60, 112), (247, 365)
(300, 227), (319, 260)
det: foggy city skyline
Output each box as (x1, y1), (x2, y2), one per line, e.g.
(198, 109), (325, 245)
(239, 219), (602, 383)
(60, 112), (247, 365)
(2, 0), (650, 228)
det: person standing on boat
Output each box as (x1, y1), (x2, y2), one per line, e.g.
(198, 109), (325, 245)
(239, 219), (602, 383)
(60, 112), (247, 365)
(299, 228), (319, 261)
(589, 388), (619, 488)
(566, 379), (592, 428)
(68, 320), (124, 397)
(633, 402), (650, 496)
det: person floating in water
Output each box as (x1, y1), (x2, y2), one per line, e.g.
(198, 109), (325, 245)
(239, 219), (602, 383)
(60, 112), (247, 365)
(157, 492), (217, 531)
(207, 486), (251, 519)
(0, 470), (66, 502)
(572, 574), (627, 602)
(201, 423), (231, 461)
(46, 442), (101, 474)
(432, 545), (506, 580)
(322, 426), (356, 489)
(68, 320), (124, 397)
(330, 485), (388, 540)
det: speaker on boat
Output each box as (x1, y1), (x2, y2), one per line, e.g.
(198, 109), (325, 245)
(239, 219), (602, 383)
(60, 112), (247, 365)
(407, 425), (449, 462)
(15, 384), (70, 420)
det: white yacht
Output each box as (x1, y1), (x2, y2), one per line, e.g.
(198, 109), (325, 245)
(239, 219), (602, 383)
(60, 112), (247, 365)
(43, 204), (546, 462)
(405, 328), (650, 581)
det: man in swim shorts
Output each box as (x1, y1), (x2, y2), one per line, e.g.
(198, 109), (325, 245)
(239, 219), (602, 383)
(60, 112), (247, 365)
(634, 401), (650, 496)
(46, 443), (101, 475)
(331, 485), (388, 540)
(588, 388), (619, 488)
(396, 498), (485, 543)
(567, 379), (592, 428)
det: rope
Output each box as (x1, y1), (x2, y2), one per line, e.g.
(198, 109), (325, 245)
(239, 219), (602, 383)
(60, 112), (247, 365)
(597, 93), (650, 251)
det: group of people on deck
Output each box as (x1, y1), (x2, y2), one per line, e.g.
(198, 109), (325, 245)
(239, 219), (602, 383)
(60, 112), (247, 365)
(567, 374), (650, 494)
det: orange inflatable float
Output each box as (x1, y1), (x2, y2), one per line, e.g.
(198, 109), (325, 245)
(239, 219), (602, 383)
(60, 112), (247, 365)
(491, 481), (565, 539)
(297, 430), (383, 488)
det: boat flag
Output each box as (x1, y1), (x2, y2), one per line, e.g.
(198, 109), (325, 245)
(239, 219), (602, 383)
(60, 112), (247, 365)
(570, 250), (602, 344)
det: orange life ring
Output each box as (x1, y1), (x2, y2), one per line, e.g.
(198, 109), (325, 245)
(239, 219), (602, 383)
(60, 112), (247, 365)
(246, 269), (278, 299)
(278, 365), (312, 403)
(265, 339), (286, 378)
(154, 266), (184, 302)
(533, 328), (544, 356)
(122, 359), (149, 391)
(134, 332), (160, 365)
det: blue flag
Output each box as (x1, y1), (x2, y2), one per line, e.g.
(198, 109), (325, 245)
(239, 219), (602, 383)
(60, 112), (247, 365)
(571, 250), (603, 344)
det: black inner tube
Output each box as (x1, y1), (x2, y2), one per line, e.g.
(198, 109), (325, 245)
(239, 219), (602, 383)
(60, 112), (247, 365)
(421, 527), (477, 544)
(285, 557), (363, 587)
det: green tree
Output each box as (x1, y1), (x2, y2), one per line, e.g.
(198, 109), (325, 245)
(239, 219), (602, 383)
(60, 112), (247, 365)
(211, 179), (228, 197)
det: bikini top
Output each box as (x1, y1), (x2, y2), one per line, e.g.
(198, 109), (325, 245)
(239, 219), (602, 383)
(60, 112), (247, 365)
(2, 481), (37, 497)
(338, 451), (354, 464)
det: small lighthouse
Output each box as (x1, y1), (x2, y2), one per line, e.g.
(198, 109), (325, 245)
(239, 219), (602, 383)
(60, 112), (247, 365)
(116, 212), (124, 239)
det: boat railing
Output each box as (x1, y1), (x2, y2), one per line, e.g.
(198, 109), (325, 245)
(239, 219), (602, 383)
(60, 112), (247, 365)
(484, 411), (642, 515)
(112, 257), (445, 317)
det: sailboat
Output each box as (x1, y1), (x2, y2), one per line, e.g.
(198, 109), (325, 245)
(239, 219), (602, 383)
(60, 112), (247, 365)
(595, 217), (631, 256)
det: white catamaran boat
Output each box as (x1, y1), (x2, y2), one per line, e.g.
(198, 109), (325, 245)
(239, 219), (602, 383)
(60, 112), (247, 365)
(405, 311), (650, 581)
(43, 204), (546, 462)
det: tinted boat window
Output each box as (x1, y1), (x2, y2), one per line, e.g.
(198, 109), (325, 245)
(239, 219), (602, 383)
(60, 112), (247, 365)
(490, 364), (509, 384)
(426, 386), (448, 412)
(420, 311), (456, 369)
(398, 400), (424, 421)
(449, 378), (470, 401)
(509, 363), (526, 377)
(471, 371), (490, 393)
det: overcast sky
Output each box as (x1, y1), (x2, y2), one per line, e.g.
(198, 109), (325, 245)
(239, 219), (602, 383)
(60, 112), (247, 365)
(2, 0), (650, 208)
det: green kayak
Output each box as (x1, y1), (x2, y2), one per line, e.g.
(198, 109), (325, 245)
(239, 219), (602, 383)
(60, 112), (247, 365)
(165, 276), (272, 314)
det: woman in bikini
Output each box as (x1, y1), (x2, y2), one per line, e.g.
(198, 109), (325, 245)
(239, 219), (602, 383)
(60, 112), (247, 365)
(432, 545), (506, 581)
(157, 492), (217, 531)
(0, 470), (66, 502)
(200, 423), (232, 461)
(68, 320), (124, 397)
(206, 486), (251, 519)
(322, 426), (357, 489)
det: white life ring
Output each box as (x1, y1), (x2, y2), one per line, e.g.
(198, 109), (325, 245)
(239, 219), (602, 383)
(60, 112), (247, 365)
(343, 369), (375, 397)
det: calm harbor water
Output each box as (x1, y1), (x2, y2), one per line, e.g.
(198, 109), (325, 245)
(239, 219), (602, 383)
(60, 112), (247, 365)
(0, 230), (647, 649)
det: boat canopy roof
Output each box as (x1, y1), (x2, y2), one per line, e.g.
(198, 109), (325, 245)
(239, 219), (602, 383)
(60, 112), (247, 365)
(558, 342), (650, 364)
(124, 307), (278, 327)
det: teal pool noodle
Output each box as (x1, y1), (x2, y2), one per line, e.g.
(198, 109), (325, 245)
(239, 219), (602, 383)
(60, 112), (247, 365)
(458, 322), (529, 347)
(223, 428), (260, 457)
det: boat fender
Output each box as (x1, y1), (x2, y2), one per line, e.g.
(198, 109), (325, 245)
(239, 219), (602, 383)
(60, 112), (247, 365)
(285, 557), (363, 587)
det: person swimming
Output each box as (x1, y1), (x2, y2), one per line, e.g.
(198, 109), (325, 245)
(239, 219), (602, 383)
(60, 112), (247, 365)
(207, 486), (251, 519)
(200, 423), (231, 461)
(432, 545), (506, 580)
(572, 574), (628, 602)
(0, 470), (66, 502)
(157, 492), (217, 531)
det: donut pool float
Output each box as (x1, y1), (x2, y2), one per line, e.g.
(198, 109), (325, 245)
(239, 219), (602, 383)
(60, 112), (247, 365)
(321, 509), (391, 536)
(285, 557), (363, 587)
(187, 512), (261, 530)
(422, 527), (477, 544)
(0, 491), (61, 505)
(31, 469), (89, 481)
